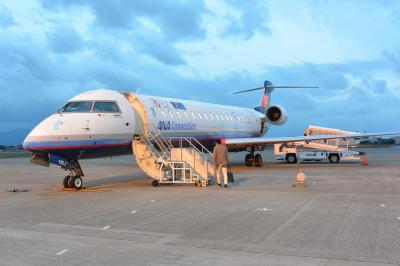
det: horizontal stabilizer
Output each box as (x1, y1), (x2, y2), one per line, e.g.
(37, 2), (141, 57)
(233, 85), (318, 94)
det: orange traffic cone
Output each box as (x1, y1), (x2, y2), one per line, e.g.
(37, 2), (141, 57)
(362, 154), (369, 166)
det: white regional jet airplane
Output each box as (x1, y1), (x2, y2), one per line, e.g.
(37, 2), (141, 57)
(23, 80), (397, 189)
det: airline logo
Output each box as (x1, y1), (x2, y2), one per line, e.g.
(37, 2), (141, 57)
(158, 121), (196, 131)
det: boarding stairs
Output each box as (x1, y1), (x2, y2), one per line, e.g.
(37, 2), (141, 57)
(132, 131), (215, 187)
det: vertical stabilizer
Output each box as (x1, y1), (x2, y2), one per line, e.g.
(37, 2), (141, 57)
(260, 80), (274, 108)
(256, 80), (274, 114)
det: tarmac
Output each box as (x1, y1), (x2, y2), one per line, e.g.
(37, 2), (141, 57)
(0, 146), (400, 265)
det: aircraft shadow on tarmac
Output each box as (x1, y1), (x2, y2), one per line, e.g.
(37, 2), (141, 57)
(81, 172), (149, 189)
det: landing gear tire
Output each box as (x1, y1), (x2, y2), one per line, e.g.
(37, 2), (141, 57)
(328, 154), (340, 163)
(152, 180), (159, 187)
(68, 176), (83, 189)
(286, 154), (297, 164)
(63, 176), (71, 188)
(254, 154), (262, 167)
(245, 154), (254, 167)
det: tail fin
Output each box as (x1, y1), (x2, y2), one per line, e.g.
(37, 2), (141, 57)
(260, 80), (274, 109)
(233, 80), (318, 114)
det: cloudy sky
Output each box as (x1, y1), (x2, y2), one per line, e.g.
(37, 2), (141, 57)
(1, 0), (400, 144)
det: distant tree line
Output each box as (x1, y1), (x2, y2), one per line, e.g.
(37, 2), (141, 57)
(0, 145), (24, 150)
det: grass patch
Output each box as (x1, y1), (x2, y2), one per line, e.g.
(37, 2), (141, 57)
(0, 152), (31, 159)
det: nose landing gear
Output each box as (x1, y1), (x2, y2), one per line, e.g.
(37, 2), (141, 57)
(62, 160), (84, 189)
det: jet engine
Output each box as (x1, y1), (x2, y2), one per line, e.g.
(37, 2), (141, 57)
(265, 105), (288, 125)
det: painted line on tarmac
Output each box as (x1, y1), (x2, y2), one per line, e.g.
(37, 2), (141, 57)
(150, 200), (155, 203)
(87, 180), (142, 190)
(257, 208), (275, 212)
(131, 210), (137, 214)
(56, 249), (69, 256)
(397, 217), (400, 220)
(380, 204), (386, 208)
(102, 226), (110, 230)
(46, 179), (144, 196)
(45, 187), (109, 196)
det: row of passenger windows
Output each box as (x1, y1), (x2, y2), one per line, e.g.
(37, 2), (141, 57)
(153, 108), (257, 123)
(59, 101), (120, 113)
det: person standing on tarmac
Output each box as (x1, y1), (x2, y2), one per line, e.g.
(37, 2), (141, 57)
(213, 139), (229, 187)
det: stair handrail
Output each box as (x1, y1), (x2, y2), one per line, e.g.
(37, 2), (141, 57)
(139, 127), (216, 182)
(140, 132), (166, 161)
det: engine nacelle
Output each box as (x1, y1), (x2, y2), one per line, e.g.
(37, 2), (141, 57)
(265, 105), (288, 125)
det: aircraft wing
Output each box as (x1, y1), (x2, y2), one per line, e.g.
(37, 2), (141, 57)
(223, 132), (400, 147)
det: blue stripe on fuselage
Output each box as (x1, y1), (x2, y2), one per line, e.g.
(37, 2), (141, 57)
(24, 132), (259, 161)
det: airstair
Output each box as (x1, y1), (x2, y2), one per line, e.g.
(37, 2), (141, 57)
(291, 140), (350, 151)
(132, 131), (215, 187)
(296, 125), (359, 151)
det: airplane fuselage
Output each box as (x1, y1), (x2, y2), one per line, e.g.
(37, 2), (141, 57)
(23, 89), (267, 161)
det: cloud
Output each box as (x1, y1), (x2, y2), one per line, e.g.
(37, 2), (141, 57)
(0, 5), (15, 28)
(41, 0), (207, 41)
(47, 25), (85, 54)
(222, 0), (270, 39)
(133, 33), (186, 66)
(0, 0), (400, 145)
(382, 49), (400, 73)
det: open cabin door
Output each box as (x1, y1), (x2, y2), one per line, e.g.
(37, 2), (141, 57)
(123, 93), (148, 134)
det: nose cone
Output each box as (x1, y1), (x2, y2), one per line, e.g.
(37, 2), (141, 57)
(22, 135), (30, 151)
(23, 121), (52, 151)
(23, 127), (47, 151)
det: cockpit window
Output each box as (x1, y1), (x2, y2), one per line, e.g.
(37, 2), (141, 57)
(93, 101), (120, 112)
(60, 101), (92, 112)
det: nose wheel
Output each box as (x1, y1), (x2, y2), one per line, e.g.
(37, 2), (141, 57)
(63, 175), (70, 188)
(63, 175), (83, 189)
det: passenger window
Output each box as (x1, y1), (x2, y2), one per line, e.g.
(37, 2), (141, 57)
(93, 102), (119, 112)
(60, 101), (93, 112)
(151, 108), (156, 117)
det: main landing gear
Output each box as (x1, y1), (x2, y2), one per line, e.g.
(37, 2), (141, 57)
(62, 161), (84, 189)
(244, 148), (263, 167)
